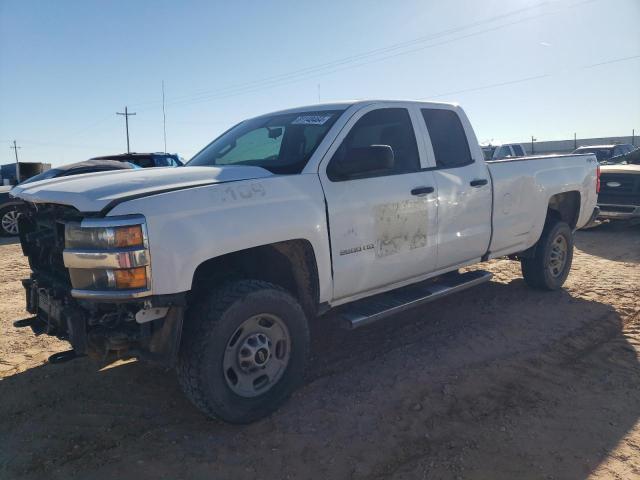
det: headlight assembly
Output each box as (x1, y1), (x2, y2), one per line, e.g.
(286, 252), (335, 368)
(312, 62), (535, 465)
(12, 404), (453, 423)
(63, 216), (151, 298)
(65, 223), (144, 249)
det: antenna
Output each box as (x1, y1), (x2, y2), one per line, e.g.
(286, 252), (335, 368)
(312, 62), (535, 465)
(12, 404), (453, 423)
(162, 81), (167, 152)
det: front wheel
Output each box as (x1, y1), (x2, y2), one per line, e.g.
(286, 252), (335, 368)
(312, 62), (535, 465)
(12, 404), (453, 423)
(177, 280), (310, 424)
(0, 205), (21, 237)
(521, 220), (574, 290)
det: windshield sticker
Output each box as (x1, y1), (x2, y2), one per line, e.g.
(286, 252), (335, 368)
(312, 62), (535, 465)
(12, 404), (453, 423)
(291, 114), (332, 125)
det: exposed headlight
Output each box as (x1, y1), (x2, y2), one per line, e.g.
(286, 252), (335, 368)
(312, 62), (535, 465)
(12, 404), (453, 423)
(65, 223), (144, 249)
(63, 216), (151, 298)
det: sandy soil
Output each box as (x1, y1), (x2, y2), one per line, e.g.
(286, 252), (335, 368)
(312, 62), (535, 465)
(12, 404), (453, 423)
(1, 223), (639, 480)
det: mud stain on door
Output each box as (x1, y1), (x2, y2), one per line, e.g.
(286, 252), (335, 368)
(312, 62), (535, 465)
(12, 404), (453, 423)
(374, 198), (428, 257)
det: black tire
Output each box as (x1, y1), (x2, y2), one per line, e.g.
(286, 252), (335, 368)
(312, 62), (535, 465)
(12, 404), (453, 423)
(521, 220), (574, 290)
(177, 280), (310, 424)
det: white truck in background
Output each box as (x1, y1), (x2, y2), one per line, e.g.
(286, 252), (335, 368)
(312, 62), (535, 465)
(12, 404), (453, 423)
(481, 142), (528, 160)
(11, 100), (599, 423)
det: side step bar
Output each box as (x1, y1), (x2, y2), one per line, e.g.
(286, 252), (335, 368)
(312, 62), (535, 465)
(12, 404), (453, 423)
(340, 270), (492, 329)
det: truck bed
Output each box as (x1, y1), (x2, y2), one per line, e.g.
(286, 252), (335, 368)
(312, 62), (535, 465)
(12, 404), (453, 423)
(486, 153), (598, 258)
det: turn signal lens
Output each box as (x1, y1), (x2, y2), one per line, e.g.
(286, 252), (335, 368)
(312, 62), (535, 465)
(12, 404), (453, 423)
(114, 225), (144, 248)
(114, 267), (147, 289)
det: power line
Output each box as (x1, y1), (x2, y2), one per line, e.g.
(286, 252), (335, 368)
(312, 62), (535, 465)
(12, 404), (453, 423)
(131, 0), (602, 113)
(421, 54), (640, 100)
(147, 13), (551, 111)
(15, 52), (638, 157)
(48, 0), (601, 145)
(116, 106), (136, 153)
(13, 139), (115, 150)
(131, 1), (556, 111)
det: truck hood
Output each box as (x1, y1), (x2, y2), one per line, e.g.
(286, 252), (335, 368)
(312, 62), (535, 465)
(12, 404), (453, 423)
(599, 164), (640, 175)
(10, 165), (273, 212)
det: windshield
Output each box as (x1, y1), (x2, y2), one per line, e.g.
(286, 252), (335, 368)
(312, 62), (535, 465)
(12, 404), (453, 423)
(187, 110), (344, 174)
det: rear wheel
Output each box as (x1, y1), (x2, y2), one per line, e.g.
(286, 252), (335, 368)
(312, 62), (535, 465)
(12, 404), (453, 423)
(521, 220), (573, 290)
(0, 205), (21, 237)
(177, 280), (309, 424)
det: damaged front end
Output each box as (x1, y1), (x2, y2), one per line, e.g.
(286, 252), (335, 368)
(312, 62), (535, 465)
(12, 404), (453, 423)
(16, 203), (184, 366)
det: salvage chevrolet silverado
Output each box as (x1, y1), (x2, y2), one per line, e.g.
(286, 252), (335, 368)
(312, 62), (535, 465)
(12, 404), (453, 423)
(10, 100), (599, 423)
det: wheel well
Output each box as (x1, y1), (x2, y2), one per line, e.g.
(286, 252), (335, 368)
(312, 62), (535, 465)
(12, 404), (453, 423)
(190, 240), (320, 317)
(547, 191), (581, 228)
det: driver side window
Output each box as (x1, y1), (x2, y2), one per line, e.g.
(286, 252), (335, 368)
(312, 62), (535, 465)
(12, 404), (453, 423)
(327, 108), (420, 181)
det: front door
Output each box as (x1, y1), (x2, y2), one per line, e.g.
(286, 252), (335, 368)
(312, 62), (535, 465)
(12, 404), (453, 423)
(319, 105), (438, 301)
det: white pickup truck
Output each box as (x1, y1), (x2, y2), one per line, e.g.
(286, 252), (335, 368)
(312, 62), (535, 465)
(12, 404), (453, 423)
(11, 100), (599, 423)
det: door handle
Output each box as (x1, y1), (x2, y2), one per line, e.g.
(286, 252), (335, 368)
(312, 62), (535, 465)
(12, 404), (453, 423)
(470, 179), (488, 187)
(411, 186), (435, 196)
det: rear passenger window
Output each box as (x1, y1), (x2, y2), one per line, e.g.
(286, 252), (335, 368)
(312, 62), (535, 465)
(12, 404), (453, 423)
(421, 109), (472, 168)
(327, 108), (420, 181)
(496, 146), (512, 158)
(512, 144), (525, 156)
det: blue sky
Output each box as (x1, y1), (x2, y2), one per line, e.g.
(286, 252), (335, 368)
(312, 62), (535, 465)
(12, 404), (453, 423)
(1, 0), (639, 167)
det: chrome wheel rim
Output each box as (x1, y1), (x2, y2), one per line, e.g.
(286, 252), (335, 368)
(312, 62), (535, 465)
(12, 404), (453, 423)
(1, 208), (21, 235)
(548, 234), (568, 278)
(222, 313), (291, 398)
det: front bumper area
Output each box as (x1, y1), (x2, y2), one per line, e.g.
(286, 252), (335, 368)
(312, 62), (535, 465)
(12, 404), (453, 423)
(20, 276), (184, 366)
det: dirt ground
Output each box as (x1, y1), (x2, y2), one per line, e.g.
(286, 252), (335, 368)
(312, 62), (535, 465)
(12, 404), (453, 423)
(1, 223), (639, 480)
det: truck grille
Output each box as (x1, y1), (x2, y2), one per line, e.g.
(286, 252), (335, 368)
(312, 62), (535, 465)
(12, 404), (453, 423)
(18, 203), (83, 287)
(598, 173), (640, 206)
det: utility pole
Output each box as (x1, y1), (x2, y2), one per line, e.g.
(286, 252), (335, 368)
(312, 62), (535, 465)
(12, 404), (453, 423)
(531, 136), (537, 155)
(9, 140), (21, 184)
(633, 129), (636, 147)
(116, 106), (136, 153)
(162, 81), (167, 153)
(574, 132), (577, 150)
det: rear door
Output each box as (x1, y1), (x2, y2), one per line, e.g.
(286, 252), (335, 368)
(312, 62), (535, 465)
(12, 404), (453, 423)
(319, 105), (438, 301)
(418, 107), (492, 270)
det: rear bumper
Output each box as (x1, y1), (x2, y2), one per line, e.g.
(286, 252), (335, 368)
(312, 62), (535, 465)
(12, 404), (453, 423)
(597, 204), (640, 220)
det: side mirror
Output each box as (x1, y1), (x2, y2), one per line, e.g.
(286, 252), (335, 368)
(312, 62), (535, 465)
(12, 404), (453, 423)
(267, 127), (283, 139)
(333, 145), (395, 179)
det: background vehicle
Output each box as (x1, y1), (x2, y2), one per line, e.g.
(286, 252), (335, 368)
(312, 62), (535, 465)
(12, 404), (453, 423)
(596, 162), (640, 223)
(91, 152), (183, 168)
(481, 143), (528, 160)
(1, 161), (51, 185)
(572, 144), (637, 163)
(11, 100), (598, 423)
(0, 159), (137, 236)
